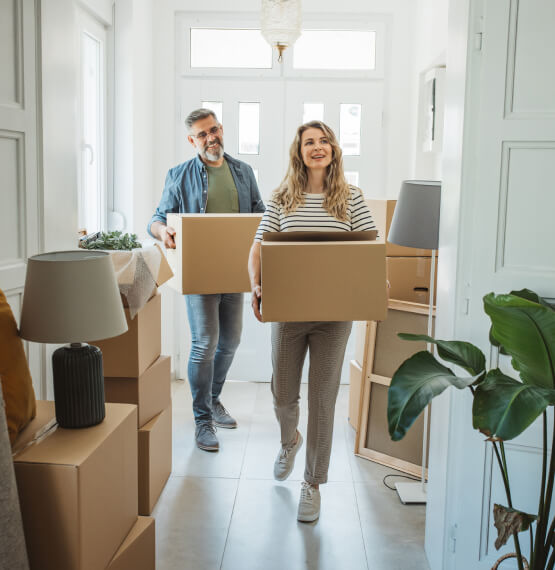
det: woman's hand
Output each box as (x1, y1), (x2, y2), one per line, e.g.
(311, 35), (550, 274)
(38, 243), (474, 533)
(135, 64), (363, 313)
(251, 285), (262, 322)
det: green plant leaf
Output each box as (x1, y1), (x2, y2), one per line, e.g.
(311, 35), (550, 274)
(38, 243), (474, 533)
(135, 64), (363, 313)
(473, 369), (555, 440)
(510, 288), (555, 310)
(398, 333), (486, 377)
(388, 351), (479, 441)
(493, 504), (537, 550)
(484, 292), (555, 388)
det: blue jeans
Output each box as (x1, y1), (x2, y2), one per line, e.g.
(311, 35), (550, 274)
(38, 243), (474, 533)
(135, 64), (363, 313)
(185, 293), (243, 424)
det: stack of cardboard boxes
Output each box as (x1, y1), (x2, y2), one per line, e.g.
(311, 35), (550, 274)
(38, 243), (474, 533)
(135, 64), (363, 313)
(348, 199), (437, 432)
(93, 288), (173, 517)
(366, 199), (437, 305)
(13, 401), (155, 570)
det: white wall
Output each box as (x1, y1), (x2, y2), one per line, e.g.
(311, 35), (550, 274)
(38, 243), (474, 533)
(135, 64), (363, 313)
(112, 0), (154, 238)
(411, 0), (449, 180)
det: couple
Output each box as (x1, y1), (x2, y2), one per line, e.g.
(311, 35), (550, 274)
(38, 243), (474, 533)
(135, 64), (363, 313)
(148, 108), (376, 522)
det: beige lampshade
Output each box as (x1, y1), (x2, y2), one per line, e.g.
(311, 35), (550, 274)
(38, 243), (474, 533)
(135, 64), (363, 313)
(19, 251), (128, 343)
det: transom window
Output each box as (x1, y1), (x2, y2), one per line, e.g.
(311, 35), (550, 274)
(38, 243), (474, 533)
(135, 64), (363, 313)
(293, 30), (376, 70)
(190, 29), (272, 69)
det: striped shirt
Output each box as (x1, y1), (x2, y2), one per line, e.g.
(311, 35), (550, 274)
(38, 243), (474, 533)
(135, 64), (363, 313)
(254, 187), (376, 241)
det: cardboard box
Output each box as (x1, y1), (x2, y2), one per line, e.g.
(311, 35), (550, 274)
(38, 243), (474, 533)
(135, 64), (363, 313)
(386, 256), (438, 305)
(166, 213), (263, 294)
(107, 516), (155, 570)
(11, 400), (56, 455)
(90, 293), (161, 378)
(14, 404), (138, 570)
(353, 321), (367, 366)
(138, 404), (172, 515)
(348, 360), (363, 430)
(260, 233), (387, 322)
(105, 355), (171, 428)
(365, 199), (433, 257)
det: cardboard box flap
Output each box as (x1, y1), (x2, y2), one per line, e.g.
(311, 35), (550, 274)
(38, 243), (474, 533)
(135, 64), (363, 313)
(152, 243), (173, 286)
(262, 230), (378, 242)
(14, 404), (137, 465)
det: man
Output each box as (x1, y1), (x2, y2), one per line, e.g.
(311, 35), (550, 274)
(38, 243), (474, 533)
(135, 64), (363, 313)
(148, 108), (265, 452)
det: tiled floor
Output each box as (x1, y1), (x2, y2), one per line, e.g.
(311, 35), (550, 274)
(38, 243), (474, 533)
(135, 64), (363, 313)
(153, 380), (430, 570)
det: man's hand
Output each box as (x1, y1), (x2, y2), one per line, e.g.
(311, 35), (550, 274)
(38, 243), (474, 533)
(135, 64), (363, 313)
(161, 226), (177, 249)
(251, 285), (262, 322)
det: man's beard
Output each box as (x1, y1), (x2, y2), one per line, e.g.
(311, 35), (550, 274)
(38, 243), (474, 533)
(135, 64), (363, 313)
(200, 137), (224, 161)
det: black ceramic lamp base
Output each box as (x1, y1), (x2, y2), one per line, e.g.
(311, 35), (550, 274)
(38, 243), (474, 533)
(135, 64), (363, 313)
(52, 343), (106, 428)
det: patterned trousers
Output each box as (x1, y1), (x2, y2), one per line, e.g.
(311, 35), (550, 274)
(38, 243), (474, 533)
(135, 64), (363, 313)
(271, 320), (352, 485)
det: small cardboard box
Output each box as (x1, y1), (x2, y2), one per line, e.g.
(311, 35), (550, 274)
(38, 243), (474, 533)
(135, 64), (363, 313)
(260, 232), (387, 322)
(138, 404), (172, 515)
(365, 199), (433, 257)
(14, 404), (138, 570)
(348, 360), (363, 430)
(166, 213), (263, 294)
(104, 355), (171, 428)
(90, 293), (161, 378)
(107, 516), (155, 570)
(386, 256), (438, 305)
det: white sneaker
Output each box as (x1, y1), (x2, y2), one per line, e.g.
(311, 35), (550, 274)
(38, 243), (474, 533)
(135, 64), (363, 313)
(297, 481), (321, 522)
(273, 431), (303, 481)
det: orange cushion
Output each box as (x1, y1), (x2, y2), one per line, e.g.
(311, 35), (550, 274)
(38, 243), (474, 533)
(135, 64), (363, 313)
(0, 288), (36, 444)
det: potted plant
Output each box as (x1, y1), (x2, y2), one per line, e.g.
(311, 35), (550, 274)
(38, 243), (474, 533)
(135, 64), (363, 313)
(387, 289), (555, 570)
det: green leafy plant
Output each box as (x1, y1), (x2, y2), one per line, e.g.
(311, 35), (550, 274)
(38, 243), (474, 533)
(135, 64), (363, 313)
(80, 230), (142, 250)
(387, 289), (555, 570)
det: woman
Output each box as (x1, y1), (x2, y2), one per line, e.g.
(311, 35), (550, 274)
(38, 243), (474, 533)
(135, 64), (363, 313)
(247, 121), (376, 522)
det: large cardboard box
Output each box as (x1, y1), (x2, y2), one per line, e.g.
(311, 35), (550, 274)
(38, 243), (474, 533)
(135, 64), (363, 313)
(105, 355), (171, 428)
(348, 360), (363, 430)
(138, 404), (172, 515)
(166, 213), (263, 294)
(260, 233), (386, 322)
(107, 516), (155, 570)
(386, 256), (438, 305)
(365, 199), (433, 257)
(13, 404), (138, 570)
(90, 293), (161, 378)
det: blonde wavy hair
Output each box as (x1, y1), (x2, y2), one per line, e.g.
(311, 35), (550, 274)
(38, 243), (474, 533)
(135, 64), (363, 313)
(272, 121), (351, 222)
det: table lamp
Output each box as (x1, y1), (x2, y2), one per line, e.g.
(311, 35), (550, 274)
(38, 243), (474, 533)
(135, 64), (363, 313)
(19, 251), (127, 428)
(387, 179), (441, 504)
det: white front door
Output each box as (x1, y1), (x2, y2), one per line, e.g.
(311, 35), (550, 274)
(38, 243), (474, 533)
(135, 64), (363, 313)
(176, 76), (384, 382)
(0, 0), (42, 394)
(447, 0), (555, 567)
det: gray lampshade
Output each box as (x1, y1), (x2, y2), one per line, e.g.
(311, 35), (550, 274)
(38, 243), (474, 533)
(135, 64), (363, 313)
(388, 180), (441, 250)
(19, 250), (127, 343)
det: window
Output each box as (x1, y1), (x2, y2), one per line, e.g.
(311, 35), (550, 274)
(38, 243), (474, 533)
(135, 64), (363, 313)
(79, 19), (107, 234)
(238, 102), (260, 154)
(340, 103), (362, 156)
(303, 103), (324, 124)
(345, 171), (359, 186)
(202, 101), (223, 122)
(293, 30), (376, 70)
(190, 29), (272, 69)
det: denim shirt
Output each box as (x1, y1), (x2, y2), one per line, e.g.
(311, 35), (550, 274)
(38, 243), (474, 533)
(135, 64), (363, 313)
(147, 153), (265, 236)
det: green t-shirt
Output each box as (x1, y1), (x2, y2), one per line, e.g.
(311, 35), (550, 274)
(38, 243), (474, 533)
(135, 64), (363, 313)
(205, 160), (239, 213)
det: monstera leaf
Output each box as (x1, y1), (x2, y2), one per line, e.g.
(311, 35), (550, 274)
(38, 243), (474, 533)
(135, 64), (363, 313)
(387, 351), (479, 441)
(484, 292), (555, 389)
(472, 369), (555, 441)
(398, 333), (486, 377)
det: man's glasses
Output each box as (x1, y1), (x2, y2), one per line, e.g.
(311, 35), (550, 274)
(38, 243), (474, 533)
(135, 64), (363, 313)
(191, 125), (222, 141)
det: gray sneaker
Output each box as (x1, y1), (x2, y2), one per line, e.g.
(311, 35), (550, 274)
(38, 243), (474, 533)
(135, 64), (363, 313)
(274, 431), (303, 481)
(212, 400), (237, 429)
(195, 422), (219, 451)
(297, 481), (321, 523)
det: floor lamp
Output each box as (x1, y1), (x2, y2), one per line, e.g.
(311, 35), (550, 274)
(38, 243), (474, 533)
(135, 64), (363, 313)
(387, 179), (441, 504)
